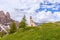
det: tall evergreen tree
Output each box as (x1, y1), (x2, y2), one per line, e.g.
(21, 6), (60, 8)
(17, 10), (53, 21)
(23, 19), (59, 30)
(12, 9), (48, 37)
(9, 21), (17, 34)
(19, 15), (27, 28)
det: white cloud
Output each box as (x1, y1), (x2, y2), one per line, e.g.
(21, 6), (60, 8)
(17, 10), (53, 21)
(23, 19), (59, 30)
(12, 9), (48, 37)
(0, 0), (60, 24)
(0, 0), (20, 12)
(32, 10), (60, 23)
(33, 11), (53, 23)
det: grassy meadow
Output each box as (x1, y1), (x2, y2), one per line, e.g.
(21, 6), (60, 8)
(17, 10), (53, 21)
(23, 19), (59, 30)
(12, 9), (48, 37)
(1, 22), (60, 40)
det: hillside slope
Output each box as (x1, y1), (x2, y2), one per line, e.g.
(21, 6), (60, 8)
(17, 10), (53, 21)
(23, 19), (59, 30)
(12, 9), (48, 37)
(1, 22), (60, 40)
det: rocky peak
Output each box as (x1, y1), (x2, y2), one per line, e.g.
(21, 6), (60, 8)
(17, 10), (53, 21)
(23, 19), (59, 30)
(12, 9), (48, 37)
(0, 10), (14, 26)
(0, 11), (5, 15)
(0, 10), (5, 17)
(5, 12), (10, 19)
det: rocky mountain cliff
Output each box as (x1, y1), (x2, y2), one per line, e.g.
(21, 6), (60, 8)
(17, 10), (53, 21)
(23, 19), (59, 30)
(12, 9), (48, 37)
(0, 10), (14, 26)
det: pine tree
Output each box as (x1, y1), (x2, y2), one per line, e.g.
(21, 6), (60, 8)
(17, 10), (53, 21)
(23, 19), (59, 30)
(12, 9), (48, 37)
(19, 15), (27, 28)
(9, 21), (17, 34)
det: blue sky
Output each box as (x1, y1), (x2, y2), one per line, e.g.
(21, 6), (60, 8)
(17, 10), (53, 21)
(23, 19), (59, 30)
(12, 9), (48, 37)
(0, 0), (60, 24)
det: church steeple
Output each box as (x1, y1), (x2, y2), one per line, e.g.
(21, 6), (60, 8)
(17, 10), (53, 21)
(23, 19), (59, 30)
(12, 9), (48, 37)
(30, 16), (35, 27)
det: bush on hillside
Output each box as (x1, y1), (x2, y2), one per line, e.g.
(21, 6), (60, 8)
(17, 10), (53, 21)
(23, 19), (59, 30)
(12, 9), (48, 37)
(0, 31), (6, 37)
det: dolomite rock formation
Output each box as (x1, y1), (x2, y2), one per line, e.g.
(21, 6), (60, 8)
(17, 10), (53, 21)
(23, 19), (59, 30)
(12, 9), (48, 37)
(0, 10), (14, 26)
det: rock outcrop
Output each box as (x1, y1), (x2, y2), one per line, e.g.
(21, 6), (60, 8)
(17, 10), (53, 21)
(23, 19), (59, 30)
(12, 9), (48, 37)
(0, 24), (10, 33)
(0, 10), (14, 26)
(0, 10), (20, 33)
(0, 11), (6, 25)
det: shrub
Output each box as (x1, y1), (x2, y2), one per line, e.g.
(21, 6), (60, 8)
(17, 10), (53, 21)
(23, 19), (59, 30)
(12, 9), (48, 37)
(0, 31), (6, 37)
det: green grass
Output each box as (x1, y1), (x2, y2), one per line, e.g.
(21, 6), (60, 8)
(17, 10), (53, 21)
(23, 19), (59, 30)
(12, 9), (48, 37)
(1, 22), (60, 40)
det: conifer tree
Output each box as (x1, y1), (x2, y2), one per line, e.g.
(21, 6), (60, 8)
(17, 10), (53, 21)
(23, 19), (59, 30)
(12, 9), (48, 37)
(9, 21), (17, 34)
(19, 15), (27, 28)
